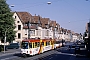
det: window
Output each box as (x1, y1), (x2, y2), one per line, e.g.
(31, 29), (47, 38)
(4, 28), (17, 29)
(42, 42), (44, 46)
(18, 25), (21, 30)
(18, 33), (21, 39)
(33, 43), (35, 48)
(46, 30), (49, 36)
(46, 42), (48, 46)
(30, 30), (35, 36)
(17, 21), (19, 23)
(36, 30), (41, 36)
(47, 41), (50, 45)
(29, 43), (32, 48)
(24, 23), (27, 26)
(35, 42), (37, 48)
(37, 42), (40, 47)
(46, 42), (50, 46)
(15, 16), (16, 19)
(25, 29), (27, 35)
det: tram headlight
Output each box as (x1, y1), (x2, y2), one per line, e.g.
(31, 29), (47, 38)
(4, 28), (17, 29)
(27, 51), (28, 53)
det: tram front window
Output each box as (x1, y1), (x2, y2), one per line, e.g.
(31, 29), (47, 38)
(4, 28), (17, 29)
(21, 41), (28, 49)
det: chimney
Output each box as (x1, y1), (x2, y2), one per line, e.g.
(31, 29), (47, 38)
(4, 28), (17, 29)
(35, 14), (36, 16)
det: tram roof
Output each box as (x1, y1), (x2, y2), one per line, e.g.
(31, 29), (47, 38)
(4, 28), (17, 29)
(22, 39), (55, 42)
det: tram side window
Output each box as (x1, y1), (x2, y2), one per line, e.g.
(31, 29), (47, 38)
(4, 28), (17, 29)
(37, 42), (40, 47)
(33, 43), (35, 48)
(35, 42), (37, 48)
(51, 41), (53, 45)
(46, 42), (48, 46)
(50, 41), (51, 45)
(42, 42), (44, 46)
(48, 41), (50, 45)
(29, 43), (32, 48)
(46, 41), (50, 46)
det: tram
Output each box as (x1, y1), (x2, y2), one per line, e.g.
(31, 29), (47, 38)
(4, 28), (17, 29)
(54, 41), (62, 48)
(21, 39), (55, 57)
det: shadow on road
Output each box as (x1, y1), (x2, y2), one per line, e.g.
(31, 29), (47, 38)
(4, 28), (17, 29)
(13, 53), (34, 58)
(56, 47), (90, 59)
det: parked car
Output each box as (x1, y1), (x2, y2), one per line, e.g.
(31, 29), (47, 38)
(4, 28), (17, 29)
(6, 43), (19, 49)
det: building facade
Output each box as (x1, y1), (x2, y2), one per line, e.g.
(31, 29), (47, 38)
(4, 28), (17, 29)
(12, 11), (81, 43)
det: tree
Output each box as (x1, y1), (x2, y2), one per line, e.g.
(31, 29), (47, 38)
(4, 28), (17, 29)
(0, 0), (15, 43)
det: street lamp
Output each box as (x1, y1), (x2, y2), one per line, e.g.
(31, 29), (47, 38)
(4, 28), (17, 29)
(10, 5), (15, 7)
(47, 2), (51, 5)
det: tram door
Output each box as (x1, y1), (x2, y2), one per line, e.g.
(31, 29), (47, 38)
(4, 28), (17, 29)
(51, 40), (54, 49)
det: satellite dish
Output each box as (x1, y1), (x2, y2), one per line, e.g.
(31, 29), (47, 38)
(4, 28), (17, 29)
(47, 2), (51, 4)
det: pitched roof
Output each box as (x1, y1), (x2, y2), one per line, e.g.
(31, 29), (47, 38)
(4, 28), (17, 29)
(75, 33), (79, 36)
(16, 12), (32, 23)
(40, 18), (49, 25)
(64, 29), (67, 32)
(32, 15), (40, 24)
(67, 30), (71, 33)
(39, 17), (50, 28)
(60, 27), (64, 32)
(56, 23), (60, 28)
(49, 21), (56, 27)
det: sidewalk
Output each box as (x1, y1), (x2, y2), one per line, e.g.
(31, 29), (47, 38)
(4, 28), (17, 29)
(0, 49), (20, 57)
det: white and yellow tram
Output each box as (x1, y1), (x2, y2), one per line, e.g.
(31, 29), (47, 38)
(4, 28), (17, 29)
(21, 39), (55, 57)
(54, 41), (62, 48)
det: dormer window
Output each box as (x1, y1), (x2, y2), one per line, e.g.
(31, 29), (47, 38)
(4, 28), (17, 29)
(24, 23), (27, 26)
(38, 19), (40, 24)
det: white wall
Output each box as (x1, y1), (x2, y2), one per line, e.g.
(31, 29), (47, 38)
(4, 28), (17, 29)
(13, 13), (23, 42)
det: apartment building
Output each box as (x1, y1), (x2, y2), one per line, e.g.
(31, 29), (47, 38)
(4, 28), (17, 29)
(12, 11), (80, 43)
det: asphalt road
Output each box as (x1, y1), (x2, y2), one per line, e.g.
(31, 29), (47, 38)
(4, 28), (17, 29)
(0, 42), (75, 60)
(0, 50), (56, 60)
(0, 42), (89, 60)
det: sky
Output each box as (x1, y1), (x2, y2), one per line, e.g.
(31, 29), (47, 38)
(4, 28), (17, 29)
(6, 0), (90, 34)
